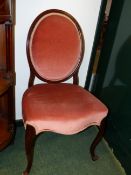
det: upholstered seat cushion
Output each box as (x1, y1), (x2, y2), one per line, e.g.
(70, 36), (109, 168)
(22, 83), (108, 135)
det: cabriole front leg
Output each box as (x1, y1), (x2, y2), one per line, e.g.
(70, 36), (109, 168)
(23, 125), (36, 175)
(90, 118), (106, 161)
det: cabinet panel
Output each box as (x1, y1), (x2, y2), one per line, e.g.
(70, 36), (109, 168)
(0, 0), (10, 14)
(0, 0), (15, 23)
(0, 25), (6, 70)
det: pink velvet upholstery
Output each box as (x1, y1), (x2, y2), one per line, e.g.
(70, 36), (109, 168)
(22, 83), (108, 135)
(29, 13), (82, 81)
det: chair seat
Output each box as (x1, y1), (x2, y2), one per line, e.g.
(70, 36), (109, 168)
(22, 83), (108, 135)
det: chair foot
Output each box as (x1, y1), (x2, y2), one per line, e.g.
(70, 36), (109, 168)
(23, 171), (29, 175)
(91, 154), (99, 161)
(90, 118), (106, 161)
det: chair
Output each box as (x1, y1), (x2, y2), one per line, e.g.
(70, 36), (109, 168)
(22, 9), (108, 175)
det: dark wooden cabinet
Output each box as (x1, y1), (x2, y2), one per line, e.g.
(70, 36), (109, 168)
(0, 0), (15, 150)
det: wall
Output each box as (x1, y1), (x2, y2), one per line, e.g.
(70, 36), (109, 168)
(15, 0), (102, 119)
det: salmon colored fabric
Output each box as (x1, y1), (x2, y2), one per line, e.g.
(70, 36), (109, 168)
(22, 83), (108, 135)
(30, 14), (81, 81)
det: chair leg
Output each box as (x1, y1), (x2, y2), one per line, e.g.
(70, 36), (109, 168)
(23, 125), (36, 175)
(90, 118), (106, 161)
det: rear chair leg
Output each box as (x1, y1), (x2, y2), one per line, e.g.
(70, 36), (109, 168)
(90, 118), (106, 161)
(23, 125), (36, 175)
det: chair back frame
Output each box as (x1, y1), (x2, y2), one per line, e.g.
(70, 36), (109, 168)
(26, 9), (85, 87)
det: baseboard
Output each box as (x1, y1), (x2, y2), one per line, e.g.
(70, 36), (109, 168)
(15, 119), (23, 127)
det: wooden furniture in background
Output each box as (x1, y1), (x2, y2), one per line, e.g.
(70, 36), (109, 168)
(0, 0), (15, 150)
